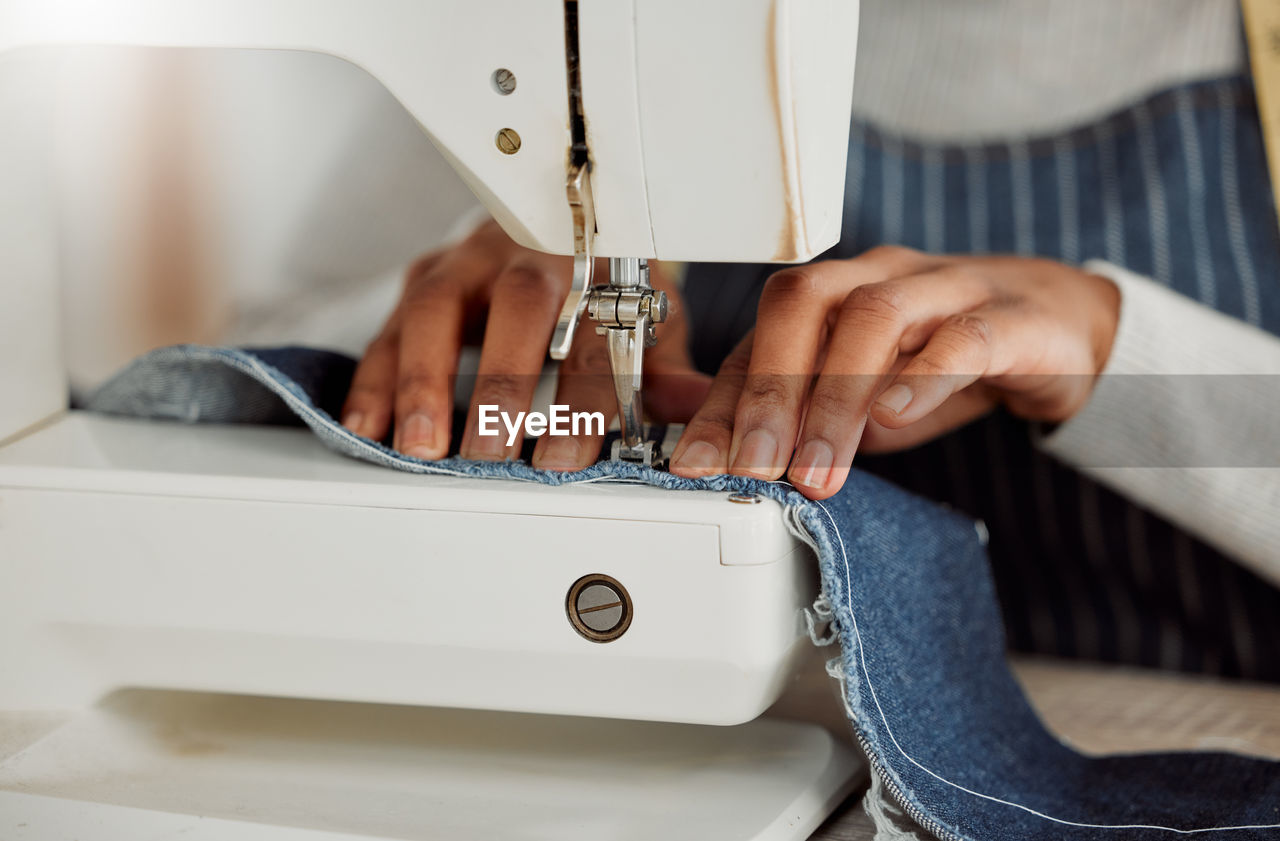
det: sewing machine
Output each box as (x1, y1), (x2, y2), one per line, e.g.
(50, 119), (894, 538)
(0, 2), (862, 838)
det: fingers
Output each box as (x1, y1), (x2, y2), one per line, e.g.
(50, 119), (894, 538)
(460, 258), (568, 460)
(532, 331), (616, 471)
(341, 322), (400, 442)
(784, 265), (994, 498)
(724, 250), (957, 481)
(669, 333), (753, 478)
(343, 254), (445, 443)
(860, 387), (995, 453)
(725, 264), (844, 479)
(870, 310), (1010, 429)
(392, 269), (467, 459)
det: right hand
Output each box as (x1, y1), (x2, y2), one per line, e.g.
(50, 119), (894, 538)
(340, 219), (709, 470)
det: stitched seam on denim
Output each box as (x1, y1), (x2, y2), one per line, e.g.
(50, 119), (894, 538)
(812, 498), (1280, 835)
(784, 500), (963, 840)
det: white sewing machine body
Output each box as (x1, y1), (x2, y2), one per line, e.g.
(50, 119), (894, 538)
(0, 1), (862, 838)
(0, 416), (858, 841)
(0, 414), (817, 727)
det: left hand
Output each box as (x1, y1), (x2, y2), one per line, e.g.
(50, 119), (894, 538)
(340, 219), (708, 471)
(668, 246), (1121, 499)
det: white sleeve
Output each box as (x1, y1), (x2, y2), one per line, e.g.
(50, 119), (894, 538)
(1037, 261), (1280, 586)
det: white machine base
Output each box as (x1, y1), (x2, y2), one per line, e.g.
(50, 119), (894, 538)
(0, 414), (861, 837)
(0, 690), (860, 841)
(0, 414), (820, 725)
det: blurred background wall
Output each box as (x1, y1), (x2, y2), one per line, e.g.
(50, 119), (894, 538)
(48, 47), (479, 391)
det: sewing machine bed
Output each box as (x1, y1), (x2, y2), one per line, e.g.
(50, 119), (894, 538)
(0, 411), (863, 840)
(0, 411), (817, 724)
(0, 689), (859, 841)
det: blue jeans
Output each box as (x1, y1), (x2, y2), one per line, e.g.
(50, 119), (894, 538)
(87, 344), (1280, 840)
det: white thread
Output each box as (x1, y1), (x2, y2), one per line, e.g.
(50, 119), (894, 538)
(864, 770), (934, 841)
(810, 498), (1280, 835)
(804, 600), (839, 647)
(825, 656), (845, 680)
(825, 656), (858, 721)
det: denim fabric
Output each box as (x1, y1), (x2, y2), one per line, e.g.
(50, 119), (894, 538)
(87, 344), (1280, 841)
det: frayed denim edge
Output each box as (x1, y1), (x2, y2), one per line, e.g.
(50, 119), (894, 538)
(783, 494), (964, 841)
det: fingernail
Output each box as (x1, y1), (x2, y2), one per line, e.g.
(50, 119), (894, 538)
(674, 440), (722, 474)
(463, 422), (506, 460)
(342, 411), (366, 437)
(732, 429), (779, 476)
(875, 384), (913, 415)
(791, 439), (834, 490)
(536, 437), (582, 471)
(399, 412), (437, 458)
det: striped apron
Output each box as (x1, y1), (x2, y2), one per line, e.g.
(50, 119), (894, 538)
(686, 75), (1280, 682)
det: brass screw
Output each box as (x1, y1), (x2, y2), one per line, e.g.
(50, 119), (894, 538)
(496, 128), (522, 155)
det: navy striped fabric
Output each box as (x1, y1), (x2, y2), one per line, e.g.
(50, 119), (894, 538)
(686, 76), (1280, 682)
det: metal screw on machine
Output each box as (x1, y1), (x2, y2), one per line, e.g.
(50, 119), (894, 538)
(495, 128), (521, 155)
(727, 492), (762, 504)
(491, 68), (517, 95)
(566, 574), (633, 643)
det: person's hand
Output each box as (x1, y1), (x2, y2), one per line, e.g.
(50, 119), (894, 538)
(668, 246), (1121, 499)
(340, 219), (709, 469)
